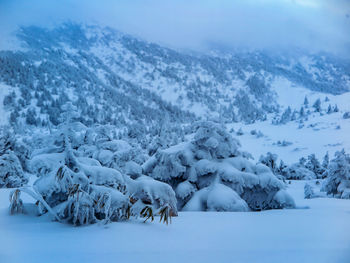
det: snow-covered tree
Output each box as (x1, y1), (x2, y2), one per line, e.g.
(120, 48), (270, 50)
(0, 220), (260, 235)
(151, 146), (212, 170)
(281, 163), (316, 180)
(304, 183), (316, 199)
(291, 110), (297, 121)
(305, 154), (324, 179)
(144, 121), (295, 212)
(279, 107), (292, 124)
(322, 150), (350, 199)
(299, 157), (307, 166)
(334, 104), (339, 112)
(313, 98), (321, 112)
(259, 152), (278, 173)
(236, 128), (244, 136)
(0, 151), (28, 188)
(0, 128), (29, 187)
(322, 152), (329, 170)
(327, 104), (333, 114)
(343, 112), (350, 119)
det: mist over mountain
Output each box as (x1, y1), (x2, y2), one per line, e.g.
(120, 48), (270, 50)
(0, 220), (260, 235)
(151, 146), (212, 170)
(1, 23), (349, 131)
(1, 0), (350, 56)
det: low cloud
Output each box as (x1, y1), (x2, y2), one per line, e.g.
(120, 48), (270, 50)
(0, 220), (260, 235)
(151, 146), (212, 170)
(0, 0), (349, 56)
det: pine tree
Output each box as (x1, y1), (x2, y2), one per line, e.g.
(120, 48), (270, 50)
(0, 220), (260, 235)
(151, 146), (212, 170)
(313, 98), (321, 112)
(322, 152), (329, 169)
(322, 150), (350, 199)
(305, 154), (323, 178)
(334, 104), (339, 112)
(279, 107), (292, 124)
(327, 104), (333, 114)
(299, 157), (306, 166)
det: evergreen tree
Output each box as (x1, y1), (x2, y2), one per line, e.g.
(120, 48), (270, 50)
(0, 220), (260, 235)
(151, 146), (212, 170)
(25, 108), (37, 126)
(327, 104), (333, 114)
(322, 152), (329, 169)
(334, 104), (339, 112)
(322, 150), (350, 199)
(312, 98), (321, 112)
(305, 154), (323, 178)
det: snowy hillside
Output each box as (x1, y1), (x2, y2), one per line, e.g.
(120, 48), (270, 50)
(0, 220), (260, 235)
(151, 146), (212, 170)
(230, 88), (350, 163)
(0, 23), (349, 127)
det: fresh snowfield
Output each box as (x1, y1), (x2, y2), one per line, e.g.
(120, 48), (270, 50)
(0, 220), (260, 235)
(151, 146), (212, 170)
(228, 90), (350, 164)
(233, 110), (350, 163)
(0, 181), (349, 263)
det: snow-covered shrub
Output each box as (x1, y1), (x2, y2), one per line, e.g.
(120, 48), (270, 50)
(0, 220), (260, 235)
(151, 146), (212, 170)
(259, 152), (278, 174)
(10, 126), (177, 225)
(304, 183), (316, 199)
(250, 130), (264, 138)
(269, 152), (331, 180)
(281, 163), (316, 180)
(236, 128), (244, 136)
(322, 152), (329, 170)
(76, 125), (149, 174)
(145, 121), (295, 211)
(305, 154), (325, 179)
(250, 129), (257, 135)
(322, 150), (350, 199)
(274, 140), (293, 147)
(0, 151), (29, 188)
(0, 128), (31, 172)
(343, 112), (350, 119)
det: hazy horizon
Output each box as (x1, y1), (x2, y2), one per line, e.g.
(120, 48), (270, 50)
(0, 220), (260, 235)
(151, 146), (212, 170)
(0, 0), (349, 56)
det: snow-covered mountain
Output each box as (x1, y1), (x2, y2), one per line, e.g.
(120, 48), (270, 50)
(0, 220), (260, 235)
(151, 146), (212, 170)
(0, 23), (349, 163)
(0, 23), (349, 127)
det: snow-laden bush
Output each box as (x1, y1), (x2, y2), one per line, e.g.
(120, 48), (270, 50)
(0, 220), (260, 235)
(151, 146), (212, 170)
(144, 121), (295, 211)
(0, 128), (29, 187)
(304, 183), (316, 199)
(0, 151), (28, 188)
(260, 152), (328, 180)
(76, 126), (148, 175)
(10, 125), (177, 225)
(29, 124), (147, 178)
(0, 131), (31, 172)
(342, 112), (350, 119)
(305, 154), (325, 179)
(259, 152), (278, 174)
(281, 163), (316, 180)
(322, 150), (350, 199)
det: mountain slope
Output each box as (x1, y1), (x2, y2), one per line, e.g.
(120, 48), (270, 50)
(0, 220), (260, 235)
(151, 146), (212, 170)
(0, 23), (349, 135)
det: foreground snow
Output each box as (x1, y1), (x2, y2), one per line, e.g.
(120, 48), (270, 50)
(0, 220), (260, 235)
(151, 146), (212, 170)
(0, 181), (349, 263)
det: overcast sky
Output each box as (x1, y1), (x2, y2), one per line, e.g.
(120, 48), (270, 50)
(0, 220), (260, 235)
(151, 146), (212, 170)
(0, 0), (349, 56)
